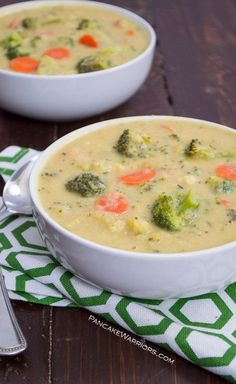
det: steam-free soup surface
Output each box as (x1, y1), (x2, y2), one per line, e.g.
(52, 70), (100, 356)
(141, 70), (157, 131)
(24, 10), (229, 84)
(0, 4), (149, 74)
(37, 119), (236, 253)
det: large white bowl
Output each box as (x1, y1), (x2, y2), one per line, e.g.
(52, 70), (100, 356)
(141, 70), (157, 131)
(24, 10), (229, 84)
(29, 116), (236, 299)
(0, 1), (156, 121)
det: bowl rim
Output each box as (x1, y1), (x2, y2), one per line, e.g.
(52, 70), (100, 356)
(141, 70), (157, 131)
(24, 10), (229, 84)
(0, 0), (156, 79)
(29, 115), (236, 260)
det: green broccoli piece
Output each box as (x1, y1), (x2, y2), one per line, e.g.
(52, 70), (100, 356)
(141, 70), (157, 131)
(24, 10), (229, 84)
(6, 46), (27, 60)
(77, 54), (110, 73)
(0, 33), (22, 49)
(177, 190), (200, 214)
(115, 129), (153, 158)
(22, 17), (37, 29)
(185, 139), (215, 159)
(185, 139), (236, 160)
(65, 173), (105, 197)
(152, 190), (200, 231)
(0, 33), (28, 60)
(206, 176), (234, 193)
(77, 18), (98, 30)
(227, 209), (236, 222)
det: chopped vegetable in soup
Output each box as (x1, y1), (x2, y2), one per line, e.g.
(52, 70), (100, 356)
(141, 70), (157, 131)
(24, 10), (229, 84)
(37, 119), (236, 253)
(0, 5), (149, 74)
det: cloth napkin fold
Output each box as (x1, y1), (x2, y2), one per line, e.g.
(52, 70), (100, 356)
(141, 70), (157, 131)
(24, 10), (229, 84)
(0, 146), (236, 382)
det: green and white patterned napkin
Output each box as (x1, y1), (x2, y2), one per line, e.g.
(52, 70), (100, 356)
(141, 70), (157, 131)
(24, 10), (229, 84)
(0, 146), (236, 383)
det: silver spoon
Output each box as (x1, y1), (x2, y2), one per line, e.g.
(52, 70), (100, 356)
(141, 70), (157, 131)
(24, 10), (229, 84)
(0, 268), (27, 355)
(0, 154), (39, 221)
(0, 154), (39, 355)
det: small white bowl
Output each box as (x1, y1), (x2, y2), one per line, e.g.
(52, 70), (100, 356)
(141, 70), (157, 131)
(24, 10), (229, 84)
(29, 116), (236, 299)
(0, 1), (156, 121)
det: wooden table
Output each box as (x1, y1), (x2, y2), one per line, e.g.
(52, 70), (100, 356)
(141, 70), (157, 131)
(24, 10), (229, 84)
(0, 0), (235, 383)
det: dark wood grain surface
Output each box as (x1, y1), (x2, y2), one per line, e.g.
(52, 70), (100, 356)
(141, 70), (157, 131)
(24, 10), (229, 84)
(0, 0), (235, 383)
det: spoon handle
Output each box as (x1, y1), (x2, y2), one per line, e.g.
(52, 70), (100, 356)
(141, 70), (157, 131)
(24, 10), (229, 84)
(0, 206), (14, 222)
(0, 267), (27, 355)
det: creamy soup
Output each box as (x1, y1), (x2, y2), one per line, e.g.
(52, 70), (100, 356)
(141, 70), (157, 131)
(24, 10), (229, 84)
(0, 4), (149, 74)
(37, 119), (236, 253)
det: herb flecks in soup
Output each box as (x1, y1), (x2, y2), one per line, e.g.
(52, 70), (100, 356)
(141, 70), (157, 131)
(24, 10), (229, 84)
(37, 119), (236, 253)
(0, 5), (149, 74)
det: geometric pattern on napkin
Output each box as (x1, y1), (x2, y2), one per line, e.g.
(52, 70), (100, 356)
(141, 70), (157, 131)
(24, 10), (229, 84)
(0, 146), (236, 383)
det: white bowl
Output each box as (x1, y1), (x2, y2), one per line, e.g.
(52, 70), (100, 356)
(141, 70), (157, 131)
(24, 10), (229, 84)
(29, 116), (236, 299)
(0, 1), (156, 121)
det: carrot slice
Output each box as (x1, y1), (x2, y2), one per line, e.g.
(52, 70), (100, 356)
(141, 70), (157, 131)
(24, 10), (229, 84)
(160, 124), (175, 134)
(10, 57), (40, 73)
(126, 29), (135, 36)
(95, 193), (129, 214)
(119, 169), (156, 185)
(79, 34), (98, 48)
(43, 47), (71, 59)
(215, 164), (236, 181)
(39, 31), (54, 37)
(113, 19), (123, 28)
(7, 17), (22, 28)
(217, 198), (236, 208)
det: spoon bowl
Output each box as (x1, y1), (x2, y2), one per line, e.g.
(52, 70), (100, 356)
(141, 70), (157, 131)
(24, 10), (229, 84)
(0, 154), (39, 221)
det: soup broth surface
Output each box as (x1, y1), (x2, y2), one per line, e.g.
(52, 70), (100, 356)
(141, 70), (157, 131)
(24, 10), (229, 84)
(0, 4), (149, 74)
(37, 119), (236, 253)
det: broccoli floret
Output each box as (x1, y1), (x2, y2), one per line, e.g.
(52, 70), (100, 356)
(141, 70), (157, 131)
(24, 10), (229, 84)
(77, 54), (110, 73)
(76, 48), (118, 74)
(6, 45), (28, 60)
(206, 176), (234, 193)
(115, 129), (152, 158)
(152, 194), (181, 231)
(0, 33), (28, 60)
(22, 17), (37, 29)
(77, 18), (98, 30)
(65, 173), (105, 197)
(185, 139), (236, 160)
(177, 190), (200, 214)
(227, 209), (236, 222)
(185, 139), (215, 159)
(152, 190), (200, 231)
(0, 33), (22, 49)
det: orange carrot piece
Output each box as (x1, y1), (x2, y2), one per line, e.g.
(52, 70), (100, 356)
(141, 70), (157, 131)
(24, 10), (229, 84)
(7, 17), (22, 28)
(95, 193), (129, 214)
(113, 19), (123, 28)
(119, 168), (156, 185)
(126, 29), (135, 36)
(217, 198), (236, 208)
(160, 124), (175, 134)
(43, 47), (71, 59)
(39, 31), (54, 37)
(79, 34), (98, 48)
(10, 57), (40, 73)
(215, 164), (236, 181)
